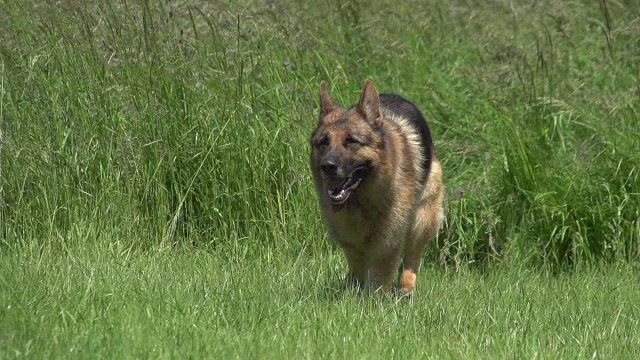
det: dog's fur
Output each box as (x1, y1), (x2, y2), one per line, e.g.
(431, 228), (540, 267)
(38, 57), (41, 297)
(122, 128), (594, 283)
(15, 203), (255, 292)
(310, 80), (444, 292)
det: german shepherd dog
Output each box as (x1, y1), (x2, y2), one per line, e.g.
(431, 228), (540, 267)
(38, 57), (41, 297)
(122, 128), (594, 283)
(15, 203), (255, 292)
(310, 80), (444, 293)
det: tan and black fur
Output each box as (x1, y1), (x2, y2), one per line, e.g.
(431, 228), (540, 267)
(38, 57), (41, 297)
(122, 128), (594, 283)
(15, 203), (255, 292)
(310, 80), (444, 292)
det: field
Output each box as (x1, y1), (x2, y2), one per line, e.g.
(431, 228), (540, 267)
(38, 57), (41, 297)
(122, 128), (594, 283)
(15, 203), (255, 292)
(1, 0), (639, 358)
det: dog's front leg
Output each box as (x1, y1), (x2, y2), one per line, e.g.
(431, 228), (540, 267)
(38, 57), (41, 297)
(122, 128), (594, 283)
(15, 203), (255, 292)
(365, 246), (403, 292)
(343, 247), (368, 288)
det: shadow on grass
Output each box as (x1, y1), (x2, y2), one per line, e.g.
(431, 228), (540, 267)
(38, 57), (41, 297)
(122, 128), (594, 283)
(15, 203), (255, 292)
(314, 274), (415, 303)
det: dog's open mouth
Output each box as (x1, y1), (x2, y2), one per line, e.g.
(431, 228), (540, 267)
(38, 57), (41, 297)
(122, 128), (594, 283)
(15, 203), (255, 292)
(324, 167), (367, 212)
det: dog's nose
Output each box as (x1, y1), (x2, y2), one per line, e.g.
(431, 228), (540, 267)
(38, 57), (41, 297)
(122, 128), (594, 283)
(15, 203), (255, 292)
(320, 158), (338, 176)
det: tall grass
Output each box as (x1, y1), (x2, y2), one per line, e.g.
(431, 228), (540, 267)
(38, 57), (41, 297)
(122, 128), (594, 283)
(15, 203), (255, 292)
(1, 0), (639, 269)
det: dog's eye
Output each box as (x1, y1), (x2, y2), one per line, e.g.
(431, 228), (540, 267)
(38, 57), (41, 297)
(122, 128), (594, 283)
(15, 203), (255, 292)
(318, 136), (329, 149)
(345, 136), (361, 147)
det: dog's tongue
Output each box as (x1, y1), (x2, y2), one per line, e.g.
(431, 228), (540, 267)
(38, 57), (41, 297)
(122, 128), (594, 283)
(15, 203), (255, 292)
(332, 202), (346, 212)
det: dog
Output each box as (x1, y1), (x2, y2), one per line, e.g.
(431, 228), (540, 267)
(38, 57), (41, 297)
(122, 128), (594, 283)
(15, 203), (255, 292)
(310, 80), (444, 293)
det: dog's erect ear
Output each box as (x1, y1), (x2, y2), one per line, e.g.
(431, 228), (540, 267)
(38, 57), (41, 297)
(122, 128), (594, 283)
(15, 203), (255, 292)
(320, 81), (335, 117)
(357, 79), (381, 127)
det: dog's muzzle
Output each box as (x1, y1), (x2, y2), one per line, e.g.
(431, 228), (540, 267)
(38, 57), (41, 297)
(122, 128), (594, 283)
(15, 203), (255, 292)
(321, 165), (368, 212)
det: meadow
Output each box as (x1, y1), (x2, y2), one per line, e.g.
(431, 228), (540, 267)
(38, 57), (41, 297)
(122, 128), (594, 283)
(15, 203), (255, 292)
(1, 0), (639, 358)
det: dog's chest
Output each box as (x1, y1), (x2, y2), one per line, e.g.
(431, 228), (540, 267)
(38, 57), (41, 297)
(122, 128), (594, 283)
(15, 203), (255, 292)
(325, 208), (384, 249)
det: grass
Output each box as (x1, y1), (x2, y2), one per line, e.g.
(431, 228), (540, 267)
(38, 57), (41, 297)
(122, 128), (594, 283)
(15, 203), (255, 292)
(1, 0), (639, 358)
(3, 236), (640, 358)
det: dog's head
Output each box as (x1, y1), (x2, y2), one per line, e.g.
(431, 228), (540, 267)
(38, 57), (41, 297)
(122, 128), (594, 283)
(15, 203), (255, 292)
(310, 80), (384, 212)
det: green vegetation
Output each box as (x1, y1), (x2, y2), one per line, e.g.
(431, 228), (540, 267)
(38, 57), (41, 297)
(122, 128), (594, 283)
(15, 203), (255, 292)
(1, 0), (639, 358)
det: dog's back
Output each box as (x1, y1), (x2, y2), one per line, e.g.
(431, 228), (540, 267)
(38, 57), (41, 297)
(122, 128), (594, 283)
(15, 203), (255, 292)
(380, 93), (436, 182)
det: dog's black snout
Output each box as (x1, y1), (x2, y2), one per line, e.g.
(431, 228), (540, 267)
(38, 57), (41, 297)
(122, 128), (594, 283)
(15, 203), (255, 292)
(320, 158), (339, 176)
